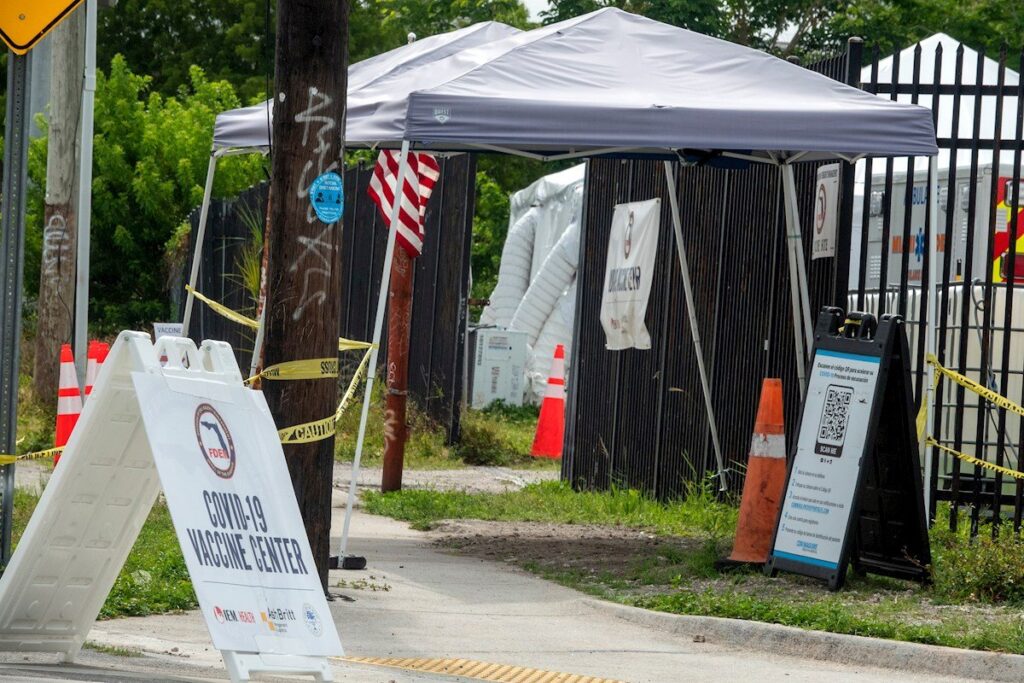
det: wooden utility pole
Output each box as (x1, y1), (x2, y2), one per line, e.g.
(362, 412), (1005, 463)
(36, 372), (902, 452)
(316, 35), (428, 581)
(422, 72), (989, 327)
(261, 0), (348, 592)
(381, 247), (413, 492)
(33, 12), (83, 405)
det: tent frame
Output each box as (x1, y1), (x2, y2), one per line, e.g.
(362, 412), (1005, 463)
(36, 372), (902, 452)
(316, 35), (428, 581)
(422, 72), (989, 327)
(183, 142), (938, 512)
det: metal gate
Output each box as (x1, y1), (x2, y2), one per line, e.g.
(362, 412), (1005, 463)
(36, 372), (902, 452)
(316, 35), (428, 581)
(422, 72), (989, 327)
(855, 39), (1024, 531)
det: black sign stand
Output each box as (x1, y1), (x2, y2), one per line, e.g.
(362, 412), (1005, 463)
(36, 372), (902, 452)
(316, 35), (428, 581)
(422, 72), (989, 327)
(765, 307), (931, 590)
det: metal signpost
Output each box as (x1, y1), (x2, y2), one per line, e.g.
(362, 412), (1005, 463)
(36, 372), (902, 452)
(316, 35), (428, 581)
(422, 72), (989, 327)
(0, 0), (88, 566)
(0, 53), (33, 567)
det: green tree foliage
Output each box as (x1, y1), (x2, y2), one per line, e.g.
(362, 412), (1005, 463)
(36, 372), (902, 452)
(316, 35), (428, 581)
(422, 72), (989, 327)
(24, 56), (266, 330)
(830, 0), (1024, 56)
(99, 0), (275, 102)
(350, 0), (532, 61)
(541, 0), (1024, 59)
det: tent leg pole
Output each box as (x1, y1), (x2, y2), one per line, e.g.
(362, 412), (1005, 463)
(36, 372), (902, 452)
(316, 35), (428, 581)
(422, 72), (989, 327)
(781, 165), (809, 399)
(923, 159), (939, 521)
(783, 164), (814, 354)
(249, 304), (267, 379)
(663, 161), (728, 492)
(182, 152), (218, 337)
(338, 140), (410, 557)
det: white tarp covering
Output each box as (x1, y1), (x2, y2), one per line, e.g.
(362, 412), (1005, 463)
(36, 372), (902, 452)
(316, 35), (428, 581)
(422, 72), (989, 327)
(599, 199), (661, 350)
(480, 164), (585, 403)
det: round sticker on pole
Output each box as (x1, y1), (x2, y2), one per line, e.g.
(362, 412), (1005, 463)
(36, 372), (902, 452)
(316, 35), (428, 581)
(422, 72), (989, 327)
(309, 171), (344, 224)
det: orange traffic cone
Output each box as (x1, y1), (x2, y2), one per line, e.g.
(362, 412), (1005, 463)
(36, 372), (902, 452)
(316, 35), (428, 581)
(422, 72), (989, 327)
(531, 344), (566, 458)
(83, 341), (99, 397)
(96, 341), (110, 367)
(55, 343), (83, 465)
(723, 378), (787, 566)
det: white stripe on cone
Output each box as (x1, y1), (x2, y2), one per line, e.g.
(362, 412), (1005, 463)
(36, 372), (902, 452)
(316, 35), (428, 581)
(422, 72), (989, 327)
(749, 433), (786, 459)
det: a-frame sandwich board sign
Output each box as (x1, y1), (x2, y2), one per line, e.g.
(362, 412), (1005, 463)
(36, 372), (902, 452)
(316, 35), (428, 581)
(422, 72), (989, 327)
(0, 332), (342, 681)
(765, 307), (931, 590)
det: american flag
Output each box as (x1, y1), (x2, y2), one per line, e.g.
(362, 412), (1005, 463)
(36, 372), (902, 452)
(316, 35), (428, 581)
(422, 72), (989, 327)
(367, 150), (441, 258)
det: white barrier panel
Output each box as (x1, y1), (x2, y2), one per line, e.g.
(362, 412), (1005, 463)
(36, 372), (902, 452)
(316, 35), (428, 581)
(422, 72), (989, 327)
(0, 332), (341, 681)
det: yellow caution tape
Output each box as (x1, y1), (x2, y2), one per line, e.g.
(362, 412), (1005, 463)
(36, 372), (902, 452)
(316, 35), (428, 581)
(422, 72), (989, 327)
(186, 285), (259, 328)
(918, 355), (1024, 478)
(0, 446), (64, 466)
(247, 357), (339, 384)
(278, 348), (372, 444)
(186, 286), (375, 353)
(927, 437), (1024, 480)
(926, 353), (1024, 419)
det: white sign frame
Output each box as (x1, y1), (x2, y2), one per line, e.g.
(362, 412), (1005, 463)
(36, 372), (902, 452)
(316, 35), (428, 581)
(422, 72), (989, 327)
(0, 332), (339, 682)
(812, 163), (840, 260)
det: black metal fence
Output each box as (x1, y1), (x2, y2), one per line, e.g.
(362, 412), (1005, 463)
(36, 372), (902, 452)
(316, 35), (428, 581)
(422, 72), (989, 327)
(562, 46), (861, 499)
(181, 155), (475, 440)
(854, 42), (1024, 532)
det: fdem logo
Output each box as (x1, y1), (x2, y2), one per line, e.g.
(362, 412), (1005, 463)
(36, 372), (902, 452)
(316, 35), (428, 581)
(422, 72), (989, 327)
(195, 403), (236, 479)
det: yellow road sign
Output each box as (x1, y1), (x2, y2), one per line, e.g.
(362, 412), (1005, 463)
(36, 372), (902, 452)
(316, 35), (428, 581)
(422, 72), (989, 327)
(0, 0), (84, 55)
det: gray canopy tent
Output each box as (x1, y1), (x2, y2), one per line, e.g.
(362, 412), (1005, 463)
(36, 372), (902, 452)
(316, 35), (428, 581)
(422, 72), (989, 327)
(182, 19), (522, 340)
(188, 8), (939, 552)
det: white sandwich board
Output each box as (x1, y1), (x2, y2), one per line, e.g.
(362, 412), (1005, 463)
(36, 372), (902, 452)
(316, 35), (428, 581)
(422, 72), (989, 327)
(0, 332), (342, 681)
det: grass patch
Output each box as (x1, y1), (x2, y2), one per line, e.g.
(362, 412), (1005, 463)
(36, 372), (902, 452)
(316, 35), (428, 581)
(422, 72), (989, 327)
(335, 387), (555, 470)
(17, 373), (54, 455)
(83, 641), (143, 657)
(362, 479), (737, 537)
(12, 488), (197, 619)
(367, 483), (1024, 655)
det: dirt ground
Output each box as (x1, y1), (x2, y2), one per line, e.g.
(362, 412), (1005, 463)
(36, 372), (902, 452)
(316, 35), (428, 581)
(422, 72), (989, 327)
(430, 519), (705, 584)
(428, 519), (1022, 632)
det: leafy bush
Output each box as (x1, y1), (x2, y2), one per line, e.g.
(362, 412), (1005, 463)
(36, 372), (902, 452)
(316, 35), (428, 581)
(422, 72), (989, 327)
(930, 506), (1024, 604)
(24, 55), (266, 332)
(455, 406), (536, 466)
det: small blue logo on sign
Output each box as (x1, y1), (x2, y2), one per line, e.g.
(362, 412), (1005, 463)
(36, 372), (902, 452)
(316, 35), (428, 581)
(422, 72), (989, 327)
(309, 172), (344, 224)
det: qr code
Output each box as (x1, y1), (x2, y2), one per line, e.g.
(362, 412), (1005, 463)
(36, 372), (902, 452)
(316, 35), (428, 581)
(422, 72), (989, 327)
(815, 384), (853, 457)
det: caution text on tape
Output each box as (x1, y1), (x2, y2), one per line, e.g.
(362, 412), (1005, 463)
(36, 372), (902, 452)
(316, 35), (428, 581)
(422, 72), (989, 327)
(0, 446), (64, 466)
(278, 348), (372, 444)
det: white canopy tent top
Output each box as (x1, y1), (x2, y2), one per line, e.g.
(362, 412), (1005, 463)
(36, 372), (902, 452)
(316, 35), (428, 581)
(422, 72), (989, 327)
(211, 20), (522, 152)
(213, 8), (936, 161)
(188, 9), (939, 526)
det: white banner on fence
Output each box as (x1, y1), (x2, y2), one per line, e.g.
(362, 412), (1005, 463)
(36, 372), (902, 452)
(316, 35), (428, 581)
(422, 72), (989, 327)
(133, 371), (343, 656)
(600, 198), (661, 350)
(812, 163), (840, 260)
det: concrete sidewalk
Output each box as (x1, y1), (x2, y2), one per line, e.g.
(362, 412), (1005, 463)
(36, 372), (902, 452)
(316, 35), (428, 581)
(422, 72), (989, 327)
(1, 465), (997, 681)
(58, 495), (973, 683)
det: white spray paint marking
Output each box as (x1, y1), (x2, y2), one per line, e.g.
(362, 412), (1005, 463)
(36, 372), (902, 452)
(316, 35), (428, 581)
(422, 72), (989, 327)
(288, 225), (336, 322)
(41, 213), (73, 285)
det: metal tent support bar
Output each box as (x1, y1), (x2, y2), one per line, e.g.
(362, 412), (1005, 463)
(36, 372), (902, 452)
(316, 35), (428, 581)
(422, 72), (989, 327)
(181, 152), (221, 337)
(338, 140), (412, 556)
(663, 161), (728, 491)
(781, 163), (813, 398)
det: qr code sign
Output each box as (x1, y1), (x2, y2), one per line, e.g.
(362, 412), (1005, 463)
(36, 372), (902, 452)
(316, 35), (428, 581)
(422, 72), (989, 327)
(814, 384), (853, 458)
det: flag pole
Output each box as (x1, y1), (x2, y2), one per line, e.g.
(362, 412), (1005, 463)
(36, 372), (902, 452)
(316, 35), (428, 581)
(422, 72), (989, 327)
(336, 140), (411, 563)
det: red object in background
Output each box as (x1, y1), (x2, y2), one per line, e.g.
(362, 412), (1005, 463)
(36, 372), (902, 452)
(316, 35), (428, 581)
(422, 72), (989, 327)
(531, 345), (566, 459)
(54, 343), (83, 464)
(83, 340), (99, 396)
